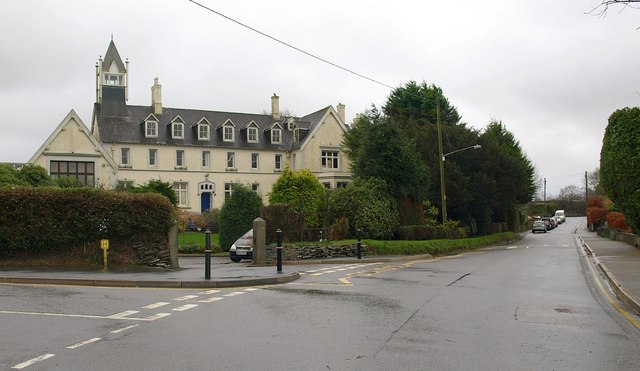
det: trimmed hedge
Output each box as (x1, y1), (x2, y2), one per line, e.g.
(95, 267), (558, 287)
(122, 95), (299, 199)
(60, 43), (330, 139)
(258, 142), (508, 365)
(397, 224), (466, 240)
(366, 232), (517, 256)
(0, 187), (175, 255)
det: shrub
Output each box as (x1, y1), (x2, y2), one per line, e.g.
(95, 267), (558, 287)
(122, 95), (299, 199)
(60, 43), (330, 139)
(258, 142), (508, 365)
(130, 179), (178, 206)
(329, 217), (350, 241)
(587, 207), (608, 227)
(262, 204), (300, 243)
(328, 178), (399, 239)
(268, 168), (326, 228)
(18, 164), (54, 187)
(219, 184), (263, 251)
(397, 221), (466, 240)
(198, 208), (220, 232)
(600, 107), (640, 231)
(607, 211), (631, 232)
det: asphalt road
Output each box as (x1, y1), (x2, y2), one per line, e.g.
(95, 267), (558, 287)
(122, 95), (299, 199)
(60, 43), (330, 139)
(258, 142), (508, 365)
(2, 218), (640, 370)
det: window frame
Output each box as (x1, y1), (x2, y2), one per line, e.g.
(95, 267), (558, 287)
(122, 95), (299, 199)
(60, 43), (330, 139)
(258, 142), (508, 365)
(251, 153), (259, 170)
(173, 182), (188, 207)
(226, 152), (235, 170)
(50, 160), (96, 187)
(148, 148), (158, 167)
(271, 128), (282, 144)
(274, 154), (282, 171)
(223, 123), (235, 142)
(121, 147), (131, 167)
(247, 127), (258, 143)
(198, 123), (210, 141)
(145, 120), (158, 138)
(176, 149), (185, 168)
(172, 121), (184, 139)
(201, 151), (210, 169)
(321, 150), (339, 169)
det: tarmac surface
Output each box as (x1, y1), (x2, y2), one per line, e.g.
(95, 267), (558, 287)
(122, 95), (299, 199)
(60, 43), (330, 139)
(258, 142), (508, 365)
(1, 229), (639, 317)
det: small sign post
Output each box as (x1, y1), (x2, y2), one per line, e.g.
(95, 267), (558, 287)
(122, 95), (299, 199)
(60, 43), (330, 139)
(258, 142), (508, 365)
(100, 239), (109, 268)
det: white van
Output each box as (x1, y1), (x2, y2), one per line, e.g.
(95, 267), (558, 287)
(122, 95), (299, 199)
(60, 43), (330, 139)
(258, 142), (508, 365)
(554, 210), (566, 223)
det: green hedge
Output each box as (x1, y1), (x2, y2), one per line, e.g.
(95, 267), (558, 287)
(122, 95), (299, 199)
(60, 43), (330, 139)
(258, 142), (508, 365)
(365, 232), (517, 256)
(397, 224), (466, 240)
(0, 187), (175, 255)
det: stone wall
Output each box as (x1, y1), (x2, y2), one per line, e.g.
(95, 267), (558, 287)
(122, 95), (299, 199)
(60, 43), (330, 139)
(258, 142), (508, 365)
(597, 227), (640, 248)
(265, 243), (368, 262)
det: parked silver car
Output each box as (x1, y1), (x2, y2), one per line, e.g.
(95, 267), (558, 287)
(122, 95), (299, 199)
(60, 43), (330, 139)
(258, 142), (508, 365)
(532, 220), (547, 233)
(229, 229), (253, 262)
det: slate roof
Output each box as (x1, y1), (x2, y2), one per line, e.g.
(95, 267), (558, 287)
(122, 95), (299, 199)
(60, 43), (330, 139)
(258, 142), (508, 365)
(95, 88), (331, 152)
(102, 40), (126, 72)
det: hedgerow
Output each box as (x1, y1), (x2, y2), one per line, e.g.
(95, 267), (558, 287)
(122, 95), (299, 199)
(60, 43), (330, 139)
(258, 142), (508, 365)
(0, 187), (175, 255)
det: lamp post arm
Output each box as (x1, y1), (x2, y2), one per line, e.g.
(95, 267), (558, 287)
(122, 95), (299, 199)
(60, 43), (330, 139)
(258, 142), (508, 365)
(443, 144), (481, 161)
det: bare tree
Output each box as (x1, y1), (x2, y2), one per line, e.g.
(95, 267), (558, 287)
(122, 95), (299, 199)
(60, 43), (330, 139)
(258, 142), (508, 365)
(558, 184), (584, 201)
(587, 168), (601, 194)
(589, 1), (640, 17)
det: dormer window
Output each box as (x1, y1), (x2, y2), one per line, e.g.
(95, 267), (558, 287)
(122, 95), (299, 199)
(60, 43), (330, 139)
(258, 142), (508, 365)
(271, 128), (282, 144)
(247, 127), (258, 143)
(145, 120), (158, 138)
(223, 121), (235, 142)
(287, 117), (296, 131)
(198, 123), (210, 141)
(171, 117), (185, 139)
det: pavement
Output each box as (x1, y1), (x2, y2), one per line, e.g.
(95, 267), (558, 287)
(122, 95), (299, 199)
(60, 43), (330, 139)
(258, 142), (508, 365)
(577, 228), (640, 315)
(1, 230), (639, 317)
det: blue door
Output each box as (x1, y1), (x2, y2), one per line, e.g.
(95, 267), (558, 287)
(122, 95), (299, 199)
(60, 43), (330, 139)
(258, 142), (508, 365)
(200, 192), (211, 213)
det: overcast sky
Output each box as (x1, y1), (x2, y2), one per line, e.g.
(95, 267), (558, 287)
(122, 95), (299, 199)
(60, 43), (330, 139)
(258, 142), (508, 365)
(1, 0), (638, 197)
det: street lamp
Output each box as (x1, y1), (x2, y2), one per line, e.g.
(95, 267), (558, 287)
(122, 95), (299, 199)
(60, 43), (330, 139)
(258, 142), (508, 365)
(436, 101), (481, 225)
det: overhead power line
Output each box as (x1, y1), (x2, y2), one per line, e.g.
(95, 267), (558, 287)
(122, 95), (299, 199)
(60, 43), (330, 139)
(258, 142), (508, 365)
(187, 0), (395, 90)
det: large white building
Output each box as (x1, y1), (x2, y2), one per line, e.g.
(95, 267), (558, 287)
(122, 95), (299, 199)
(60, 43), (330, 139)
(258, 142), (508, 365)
(30, 40), (352, 212)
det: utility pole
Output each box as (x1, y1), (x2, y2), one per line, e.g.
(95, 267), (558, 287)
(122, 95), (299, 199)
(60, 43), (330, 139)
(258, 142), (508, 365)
(437, 100), (446, 225)
(585, 170), (589, 216)
(543, 178), (547, 216)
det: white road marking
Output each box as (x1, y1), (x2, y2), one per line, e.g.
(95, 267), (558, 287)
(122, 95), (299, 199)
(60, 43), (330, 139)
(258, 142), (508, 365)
(173, 304), (199, 312)
(66, 337), (101, 349)
(142, 302), (170, 309)
(198, 297), (224, 303)
(12, 354), (55, 369)
(111, 324), (140, 333)
(141, 313), (171, 321)
(507, 246), (518, 249)
(107, 310), (139, 319)
(0, 310), (111, 320)
(244, 288), (260, 292)
(199, 289), (221, 295)
(174, 295), (199, 301)
(223, 291), (245, 297)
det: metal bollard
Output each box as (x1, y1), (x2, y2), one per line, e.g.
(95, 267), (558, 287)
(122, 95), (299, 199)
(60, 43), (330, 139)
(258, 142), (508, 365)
(356, 228), (362, 260)
(205, 229), (211, 280)
(276, 228), (283, 273)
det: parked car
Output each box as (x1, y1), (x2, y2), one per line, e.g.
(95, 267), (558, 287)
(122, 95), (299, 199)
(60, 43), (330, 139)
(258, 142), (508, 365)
(229, 229), (253, 262)
(532, 220), (547, 233)
(540, 217), (555, 230)
(553, 216), (563, 225)
(555, 209), (566, 223)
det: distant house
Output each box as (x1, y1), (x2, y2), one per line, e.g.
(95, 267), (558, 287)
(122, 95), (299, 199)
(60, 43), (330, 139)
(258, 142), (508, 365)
(30, 40), (352, 212)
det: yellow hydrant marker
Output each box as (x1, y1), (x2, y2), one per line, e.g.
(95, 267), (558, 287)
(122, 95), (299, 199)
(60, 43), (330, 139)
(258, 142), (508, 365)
(100, 239), (109, 268)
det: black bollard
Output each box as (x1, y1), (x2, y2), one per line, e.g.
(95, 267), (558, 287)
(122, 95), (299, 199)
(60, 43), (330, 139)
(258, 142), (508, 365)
(205, 229), (211, 280)
(356, 228), (362, 260)
(276, 228), (283, 273)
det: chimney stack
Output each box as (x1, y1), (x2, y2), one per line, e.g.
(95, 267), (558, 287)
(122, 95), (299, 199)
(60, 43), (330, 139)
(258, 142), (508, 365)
(271, 94), (280, 120)
(337, 103), (346, 123)
(151, 77), (162, 115)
